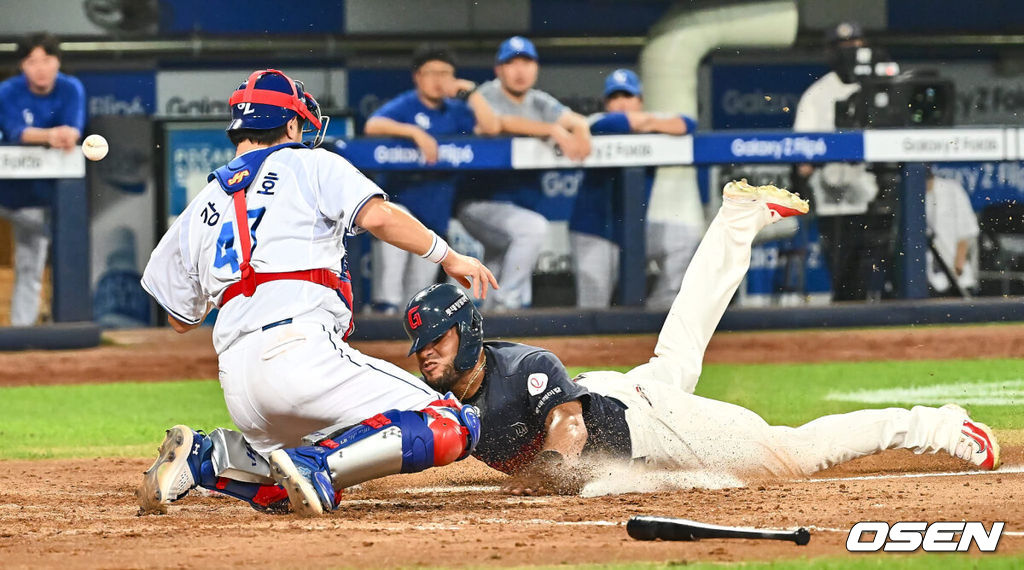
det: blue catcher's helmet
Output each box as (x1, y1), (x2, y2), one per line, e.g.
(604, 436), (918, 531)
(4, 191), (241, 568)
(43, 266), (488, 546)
(404, 283), (484, 372)
(226, 69), (329, 147)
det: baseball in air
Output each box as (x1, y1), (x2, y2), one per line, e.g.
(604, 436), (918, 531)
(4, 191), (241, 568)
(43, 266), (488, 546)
(82, 134), (109, 161)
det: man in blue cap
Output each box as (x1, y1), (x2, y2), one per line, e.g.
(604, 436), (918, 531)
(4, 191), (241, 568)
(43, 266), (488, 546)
(569, 68), (697, 308)
(456, 36), (592, 311)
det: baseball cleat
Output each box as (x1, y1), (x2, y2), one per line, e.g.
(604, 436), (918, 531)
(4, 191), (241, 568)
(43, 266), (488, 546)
(269, 448), (336, 517)
(723, 179), (809, 221)
(136, 425), (203, 515)
(942, 404), (1001, 470)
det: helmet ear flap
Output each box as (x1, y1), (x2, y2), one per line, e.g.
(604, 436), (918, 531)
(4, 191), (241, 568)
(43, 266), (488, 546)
(300, 90), (329, 148)
(453, 307), (484, 371)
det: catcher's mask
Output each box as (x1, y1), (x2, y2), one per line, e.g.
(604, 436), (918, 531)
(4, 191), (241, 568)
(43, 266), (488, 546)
(226, 68), (330, 148)
(404, 283), (483, 372)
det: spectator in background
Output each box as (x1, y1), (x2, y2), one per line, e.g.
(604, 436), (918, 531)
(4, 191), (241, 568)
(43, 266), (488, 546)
(793, 22), (890, 301)
(364, 44), (499, 313)
(926, 171), (979, 295)
(459, 36), (592, 311)
(569, 69), (696, 308)
(0, 32), (85, 325)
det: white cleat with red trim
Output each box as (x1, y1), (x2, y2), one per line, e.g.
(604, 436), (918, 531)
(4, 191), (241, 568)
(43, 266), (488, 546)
(943, 404), (1001, 470)
(723, 178), (809, 222)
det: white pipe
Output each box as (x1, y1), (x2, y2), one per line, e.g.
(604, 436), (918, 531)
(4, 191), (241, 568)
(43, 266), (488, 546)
(640, 0), (799, 225)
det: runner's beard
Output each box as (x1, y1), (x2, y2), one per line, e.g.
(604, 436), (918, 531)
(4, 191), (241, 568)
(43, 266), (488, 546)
(425, 362), (460, 394)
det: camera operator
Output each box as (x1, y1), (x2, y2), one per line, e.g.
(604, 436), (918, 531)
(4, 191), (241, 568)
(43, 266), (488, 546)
(793, 22), (893, 301)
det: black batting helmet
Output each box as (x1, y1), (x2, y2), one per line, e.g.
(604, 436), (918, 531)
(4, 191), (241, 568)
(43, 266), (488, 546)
(404, 283), (484, 372)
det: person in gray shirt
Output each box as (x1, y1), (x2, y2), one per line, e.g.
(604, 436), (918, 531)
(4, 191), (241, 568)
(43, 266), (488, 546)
(457, 36), (591, 311)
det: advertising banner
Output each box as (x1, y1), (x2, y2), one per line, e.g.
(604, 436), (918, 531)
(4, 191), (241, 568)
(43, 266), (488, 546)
(709, 64), (827, 130)
(157, 68), (347, 119)
(164, 124), (236, 218)
(77, 71), (156, 118)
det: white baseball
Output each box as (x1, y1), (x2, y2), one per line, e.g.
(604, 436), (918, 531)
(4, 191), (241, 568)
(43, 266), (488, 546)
(82, 134), (109, 161)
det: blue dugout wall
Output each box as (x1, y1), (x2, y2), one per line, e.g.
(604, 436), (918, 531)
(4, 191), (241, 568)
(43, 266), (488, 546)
(152, 125), (1024, 339)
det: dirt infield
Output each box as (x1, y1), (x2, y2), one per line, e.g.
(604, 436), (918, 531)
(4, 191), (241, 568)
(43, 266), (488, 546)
(1, 323), (1022, 568)
(2, 452), (1022, 568)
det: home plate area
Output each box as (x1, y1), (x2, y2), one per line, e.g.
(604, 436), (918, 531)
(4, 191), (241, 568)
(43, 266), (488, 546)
(1, 447), (1021, 568)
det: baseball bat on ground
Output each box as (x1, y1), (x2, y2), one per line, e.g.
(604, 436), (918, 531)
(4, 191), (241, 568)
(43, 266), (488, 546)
(627, 516), (810, 545)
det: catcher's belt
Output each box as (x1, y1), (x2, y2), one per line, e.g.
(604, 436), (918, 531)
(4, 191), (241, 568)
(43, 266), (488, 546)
(221, 187), (355, 339)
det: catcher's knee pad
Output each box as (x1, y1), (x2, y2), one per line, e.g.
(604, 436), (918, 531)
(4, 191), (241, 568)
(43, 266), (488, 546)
(303, 399), (480, 490)
(419, 397), (481, 465)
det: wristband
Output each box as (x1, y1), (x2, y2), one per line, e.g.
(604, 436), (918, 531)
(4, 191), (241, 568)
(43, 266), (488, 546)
(421, 232), (450, 264)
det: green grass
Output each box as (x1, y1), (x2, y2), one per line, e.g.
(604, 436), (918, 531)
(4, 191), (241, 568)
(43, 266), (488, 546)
(694, 358), (1022, 429)
(0, 380), (234, 459)
(0, 358), (1020, 460)
(3, 359), (1022, 569)
(568, 358), (1023, 429)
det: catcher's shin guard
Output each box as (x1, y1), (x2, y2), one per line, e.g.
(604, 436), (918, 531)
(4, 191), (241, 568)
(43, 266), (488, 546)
(276, 398), (481, 513)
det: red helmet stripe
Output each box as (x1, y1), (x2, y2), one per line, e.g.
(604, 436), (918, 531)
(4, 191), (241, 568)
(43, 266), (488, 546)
(229, 69), (322, 129)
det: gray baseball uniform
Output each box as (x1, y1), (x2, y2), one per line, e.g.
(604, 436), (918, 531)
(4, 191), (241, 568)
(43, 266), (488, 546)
(458, 80), (568, 310)
(475, 79), (565, 122)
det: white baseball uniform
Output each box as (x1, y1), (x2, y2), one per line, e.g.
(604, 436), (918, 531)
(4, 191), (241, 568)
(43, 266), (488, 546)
(578, 196), (968, 479)
(1, 205), (49, 326)
(926, 177), (980, 293)
(370, 203), (444, 312)
(793, 71), (879, 215)
(142, 146), (440, 454)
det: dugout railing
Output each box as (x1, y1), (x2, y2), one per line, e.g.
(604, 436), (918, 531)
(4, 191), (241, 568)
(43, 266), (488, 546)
(335, 127), (1022, 300)
(141, 126), (1024, 340)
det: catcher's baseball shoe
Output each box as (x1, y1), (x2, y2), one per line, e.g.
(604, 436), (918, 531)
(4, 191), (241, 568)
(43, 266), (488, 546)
(269, 447), (336, 517)
(943, 404), (1001, 470)
(723, 179), (809, 221)
(136, 425), (204, 515)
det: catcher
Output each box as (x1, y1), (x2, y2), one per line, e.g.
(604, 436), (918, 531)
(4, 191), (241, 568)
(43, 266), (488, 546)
(137, 68), (492, 516)
(402, 180), (1001, 495)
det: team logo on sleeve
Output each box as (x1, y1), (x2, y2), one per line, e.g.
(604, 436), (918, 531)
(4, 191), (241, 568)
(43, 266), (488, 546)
(407, 305), (422, 329)
(414, 112), (431, 130)
(512, 422), (528, 437)
(527, 373), (548, 396)
(227, 169), (250, 186)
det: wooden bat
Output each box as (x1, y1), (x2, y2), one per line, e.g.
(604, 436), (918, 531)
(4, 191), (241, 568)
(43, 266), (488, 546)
(627, 516), (811, 545)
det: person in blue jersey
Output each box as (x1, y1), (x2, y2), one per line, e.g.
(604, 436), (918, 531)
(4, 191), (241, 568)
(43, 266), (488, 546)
(458, 36), (592, 311)
(0, 32), (86, 326)
(364, 44), (500, 314)
(569, 69), (696, 308)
